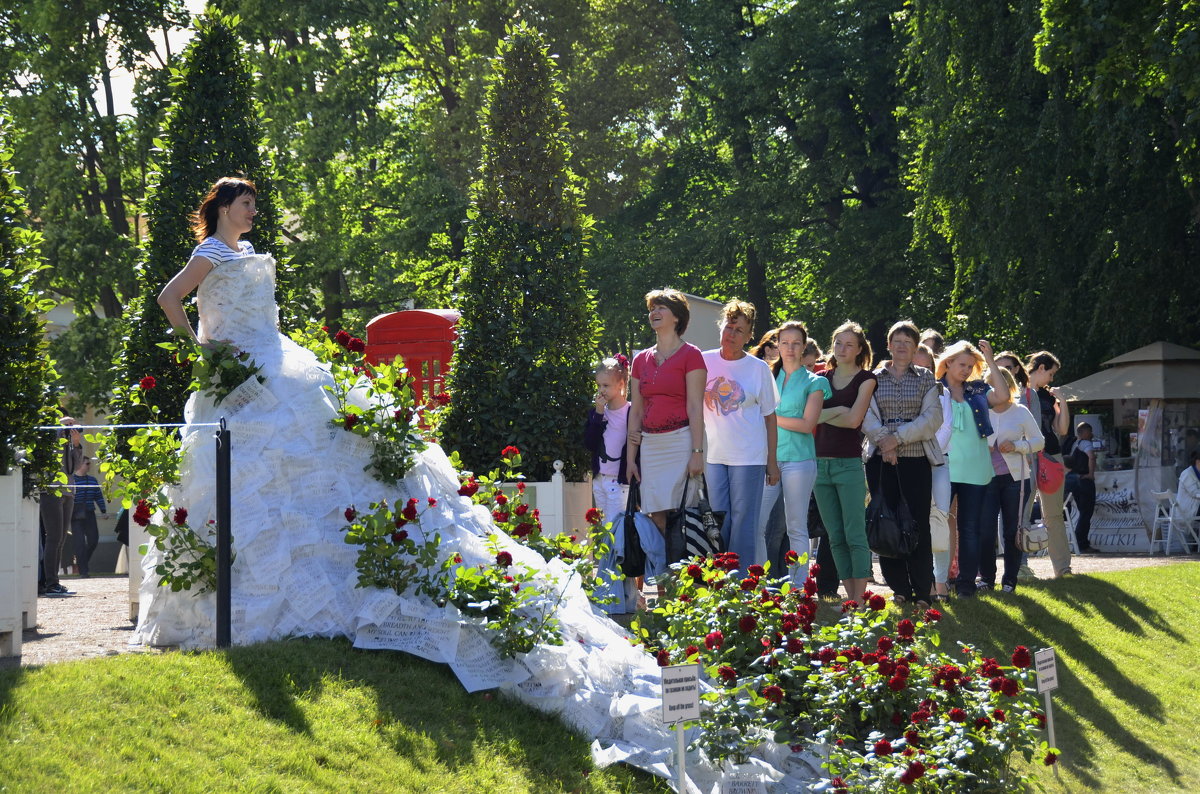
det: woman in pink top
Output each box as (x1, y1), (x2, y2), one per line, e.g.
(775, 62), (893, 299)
(626, 289), (707, 529)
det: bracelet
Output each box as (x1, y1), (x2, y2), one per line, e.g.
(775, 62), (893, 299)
(691, 448), (703, 453)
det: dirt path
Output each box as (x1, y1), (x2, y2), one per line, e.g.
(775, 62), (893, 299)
(4, 554), (1196, 669)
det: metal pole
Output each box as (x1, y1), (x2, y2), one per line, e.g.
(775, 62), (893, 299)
(215, 417), (232, 648)
(1044, 690), (1060, 780)
(675, 722), (686, 792)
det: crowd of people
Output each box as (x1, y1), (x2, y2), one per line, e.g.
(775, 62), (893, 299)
(585, 289), (1086, 611)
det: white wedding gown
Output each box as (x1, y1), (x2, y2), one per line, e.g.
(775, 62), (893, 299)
(133, 252), (814, 791)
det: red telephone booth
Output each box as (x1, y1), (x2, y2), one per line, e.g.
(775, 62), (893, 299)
(365, 309), (460, 405)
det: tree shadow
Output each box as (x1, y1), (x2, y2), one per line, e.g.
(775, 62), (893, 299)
(219, 637), (668, 789)
(1052, 576), (1184, 642)
(944, 584), (1181, 789)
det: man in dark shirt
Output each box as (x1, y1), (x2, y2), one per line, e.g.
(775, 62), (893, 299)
(71, 456), (107, 577)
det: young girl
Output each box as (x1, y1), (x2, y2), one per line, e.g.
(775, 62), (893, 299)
(584, 355), (641, 612)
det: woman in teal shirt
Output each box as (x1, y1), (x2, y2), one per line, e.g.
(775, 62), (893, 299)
(773, 321), (833, 585)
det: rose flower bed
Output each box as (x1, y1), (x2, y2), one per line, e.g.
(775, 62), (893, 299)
(632, 554), (1057, 791)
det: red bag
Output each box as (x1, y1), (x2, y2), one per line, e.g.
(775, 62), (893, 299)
(1036, 451), (1066, 494)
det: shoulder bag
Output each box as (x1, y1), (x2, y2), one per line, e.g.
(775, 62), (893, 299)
(865, 464), (919, 558)
(665, 475), (726, 564)
(617, 479), (647, 577)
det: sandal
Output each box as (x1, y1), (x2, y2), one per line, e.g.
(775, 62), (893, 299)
(892, 595), (907, 607)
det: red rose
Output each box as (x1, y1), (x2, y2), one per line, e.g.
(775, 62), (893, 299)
(492, 510), (510, 523)
(495, 492), (509, 506)
(390, 531), (406, 544)
(786, 638), (804, 654)
(343, 414), (358, 430)
(887, 675), (907, 691)
(878, 636), (895, 653)
(924, 608), (942, 622)
(761, 685), (783, 704)
(740, 577), (758, 591)
(817, 647), (836, 664)
(1034, 712), (1046, 727)
(868, 594), (887, 611)
(803, 578), (818, 596)
(980, 657), (1002, 677)
(718, 665), (737, 682)
(975, 717), (993, 730)
(841, 599), (859, 613)
(830, 777), (848, 794)
(348, 337), (365, 353)
(172, 507), (188, 525)
(433, 392), (451, 406)
(428, 497), (437, 507)
(334, 330), (351, 348)
(992, 708), (1006, 722)
(1011, 645), (1032, 668)
(585, 507), (602, 525)
(344, 507), (357, 522)
(496, 551), (513, 568)
(513, 522), (534, 537)
(458, 479), (479, 497)
(514, 503), (529, 516)
(747, 564), (765, 577)
(810, 563), (821, 577)
(784, 550), (799, 565)
(910, 709), (930, 724)
(394, 408), (412, 423)
(899, 760), (926, 784)
(904, 729), (920, 745)
(948, 707), (968, 723)
(402, 504), (419, 522)
(684, 644), (699, 658)
(738, 615), (758, 633)
(516, 482), (526, 493)
(394, 517), (408, 529)
(897, 619), (916, 639)
(656, 649), (670, 667)
(452, 553), (462, 564)
(501, 445), (520, 459)
(139, 376), (156, 390)
(1043, 751), (1059, 766)
(1000, 677), (1021, 697)
(704, 631), (724, 650)
(873, 739), (893, 756)
(132, 499), (153, 527)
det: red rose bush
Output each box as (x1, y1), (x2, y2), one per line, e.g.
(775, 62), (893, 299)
(632, 555), (1057, 789)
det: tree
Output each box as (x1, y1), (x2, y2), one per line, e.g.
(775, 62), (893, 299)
(0, 119), (61, 495)
(440, 24), (599, 482)
(112, 12), (282, 426)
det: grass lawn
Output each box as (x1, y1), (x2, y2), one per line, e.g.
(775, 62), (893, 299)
(0, 638), (669, 793)
(929, 561), (1200, 792)
(1, 563), (1196, 792)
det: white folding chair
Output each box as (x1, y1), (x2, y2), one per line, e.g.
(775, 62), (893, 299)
(1062, 492), (1081, 555)
(1149, 491), (1173, 555)
(1168, 494), (1200, 554)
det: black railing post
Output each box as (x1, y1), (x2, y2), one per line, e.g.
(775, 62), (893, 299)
(215, 417), (232, 648)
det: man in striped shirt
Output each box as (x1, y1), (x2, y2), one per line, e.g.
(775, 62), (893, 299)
(71, 457), (106, 577)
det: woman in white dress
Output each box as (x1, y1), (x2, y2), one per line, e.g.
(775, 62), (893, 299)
(144, 178), (805, 789)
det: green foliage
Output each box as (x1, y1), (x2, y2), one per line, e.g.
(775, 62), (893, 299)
(0, 120), (61, 494)
(113, 11), (282, 429)
(48, 314), (123, 417)
(160, 338), (264, 406)
(440, 24), (599, 482)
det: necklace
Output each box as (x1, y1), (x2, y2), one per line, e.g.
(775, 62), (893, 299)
(654, 339), (682, 365)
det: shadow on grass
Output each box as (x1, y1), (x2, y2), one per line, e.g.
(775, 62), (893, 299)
(220, 637), (668, 790)
(940, 576), (1181, 790)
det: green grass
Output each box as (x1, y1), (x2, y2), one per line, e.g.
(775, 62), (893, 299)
(929, 562), (1200, 793)
(1, 564), (1197, 792)
(0, 638), (669, 793)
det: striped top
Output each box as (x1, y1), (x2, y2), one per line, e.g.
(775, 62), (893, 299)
(192, 236), (255, 265)
(73, 474), (107, 513)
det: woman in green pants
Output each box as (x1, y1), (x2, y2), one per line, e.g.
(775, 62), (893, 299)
(813, 322), (877, 601)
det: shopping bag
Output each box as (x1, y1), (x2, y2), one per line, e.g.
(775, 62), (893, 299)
(665, 475), (725, 563)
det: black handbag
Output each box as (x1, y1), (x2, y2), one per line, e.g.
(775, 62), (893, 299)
(665, 475), (726, 563)
(618, 479), (647, 577)
(865, 464), (919, 558)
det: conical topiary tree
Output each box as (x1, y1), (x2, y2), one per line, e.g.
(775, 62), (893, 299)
(113, 12), (281, 427)
(0, 118), (60, 495)
(440, 24), (600, 482)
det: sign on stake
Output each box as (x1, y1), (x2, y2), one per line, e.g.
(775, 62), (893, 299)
(661, 663), (700, 792)
(1035, 647), (1060, 779)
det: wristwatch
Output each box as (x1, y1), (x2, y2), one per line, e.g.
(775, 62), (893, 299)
(691, 448), (703, 453)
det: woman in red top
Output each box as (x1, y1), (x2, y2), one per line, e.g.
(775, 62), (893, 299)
(626, 289), (707, 530)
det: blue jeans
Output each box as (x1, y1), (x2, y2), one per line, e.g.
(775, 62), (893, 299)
(980, 474), (1031, 589)
(779, 459), (818, 584)
(707, 463), (765, 573)
(952, 481), (989, 596)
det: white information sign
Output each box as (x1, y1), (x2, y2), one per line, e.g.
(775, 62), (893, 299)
(1035, 647), (1059, 693)
(660, 663), (700, 724)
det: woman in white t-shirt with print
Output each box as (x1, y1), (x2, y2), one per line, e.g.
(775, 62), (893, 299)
(701, 300), (780, 574)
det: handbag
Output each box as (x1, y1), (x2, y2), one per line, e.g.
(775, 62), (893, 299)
(1015, 457), (1050, 553)
(617, 479), (647, 577)
(665, 475), (726, 564)
(865, 464), (920, 558)
(1036, 451), (1065, 494)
